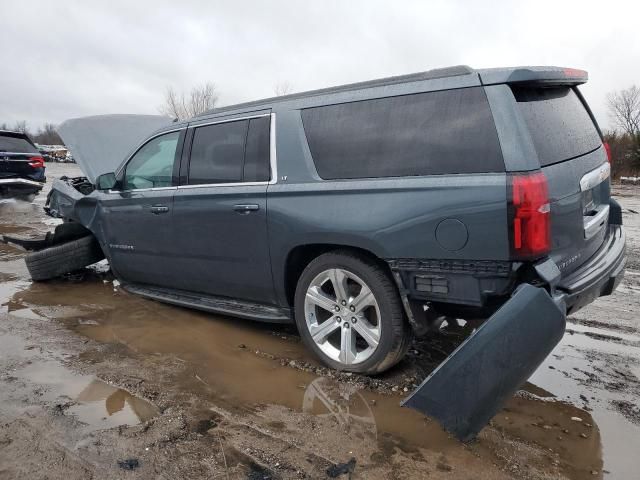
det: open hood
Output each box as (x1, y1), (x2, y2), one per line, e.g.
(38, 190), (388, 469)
(57, 114), (174, 183)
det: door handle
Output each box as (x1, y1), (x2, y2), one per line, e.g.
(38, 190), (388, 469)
(233, 204), (259, 214)
(150, 205), (170, 214)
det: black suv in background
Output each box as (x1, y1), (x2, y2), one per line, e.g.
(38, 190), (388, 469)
(10, 66), (626, 439)
(0, 130), (46, 196)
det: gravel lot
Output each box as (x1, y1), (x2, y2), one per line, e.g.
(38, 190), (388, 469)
(0, 163), (638, 479)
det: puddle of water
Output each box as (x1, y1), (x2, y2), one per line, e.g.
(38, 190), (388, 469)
(17, 360), (159, 431)
(567, 321), (640, 344)
(8, 307), (46, 321)
(530, 323), (640, 479)
(5, 278), (601, 476)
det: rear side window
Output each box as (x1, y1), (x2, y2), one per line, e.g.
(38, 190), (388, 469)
(0, 133), (38, 154)
(301, 87), (503, 179)
(188, 117), (271, 184)
(513, 87), (601, 166)
(189, 120), (248, 184)
(243, 117), (271, 182)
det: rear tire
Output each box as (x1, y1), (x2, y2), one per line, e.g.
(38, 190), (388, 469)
(294, 250), (411, 374)
(25, 235), (105, 281)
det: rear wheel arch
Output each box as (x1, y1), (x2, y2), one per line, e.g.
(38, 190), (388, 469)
(284, 244), (394, 308)
(292, 248), (412, 373)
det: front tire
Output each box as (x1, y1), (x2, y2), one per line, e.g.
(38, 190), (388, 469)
(25, 236), (105, 281)
(294, 250), (411, 374)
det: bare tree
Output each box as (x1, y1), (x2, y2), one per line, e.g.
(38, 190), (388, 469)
(33, 123), (63, 145)
(607, 85), (640, 173)
(12, 120), (29, 135)
(274, 81), (294, 96)
(159, 83), (219, 121)
(608, 86), (640, 136)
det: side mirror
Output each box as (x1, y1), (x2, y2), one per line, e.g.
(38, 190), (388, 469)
(96, 172), (117, 190)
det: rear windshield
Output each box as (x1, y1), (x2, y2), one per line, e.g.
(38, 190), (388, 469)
(513, 86), (601, 167)
(0, 133), (38, 154)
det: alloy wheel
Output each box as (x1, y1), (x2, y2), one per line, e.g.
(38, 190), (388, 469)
(303, 268), (381, 366)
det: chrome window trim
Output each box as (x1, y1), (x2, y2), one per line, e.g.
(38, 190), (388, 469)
(188, 112), (270, 128)
(269, 112), (277, 185)
(107, 186), (177, 194)
(177, 181), (269, 190)
(175, 112), (277, 190)
(107, 112), (277, 193)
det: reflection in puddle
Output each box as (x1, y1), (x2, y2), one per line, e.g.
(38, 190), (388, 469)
(303, 377), (376, 435)
(17, 360), (158, 431)
(72, 379), (159, 429)
(303, 377), (377, 445)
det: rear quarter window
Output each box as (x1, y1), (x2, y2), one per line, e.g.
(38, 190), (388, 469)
(0, 133), (38, 154)
(512, 86), (602, 167)
(300, 87), (504, 179)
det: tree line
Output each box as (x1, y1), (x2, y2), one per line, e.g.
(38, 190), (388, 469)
(605, 85), (640, 178)
(0, 121), (63, 145)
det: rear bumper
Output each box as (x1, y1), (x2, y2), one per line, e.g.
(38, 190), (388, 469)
(403, 283), (566, 440)
(556, 225), (626, 314)
(0, 177), (45, 188)
(0, 177), (45, 195)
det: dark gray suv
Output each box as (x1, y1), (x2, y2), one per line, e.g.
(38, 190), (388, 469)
(9, 65), (626, 439)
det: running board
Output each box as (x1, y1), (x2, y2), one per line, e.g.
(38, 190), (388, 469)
(123, 283), (292, 323)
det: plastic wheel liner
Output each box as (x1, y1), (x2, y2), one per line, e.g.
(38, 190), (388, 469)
(402, 284), (566, 441)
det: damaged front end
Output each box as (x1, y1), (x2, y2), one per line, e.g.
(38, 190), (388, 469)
(44, 176), (95, 219)
(2, 114), (174, 275)
(402, 284), (566, 441)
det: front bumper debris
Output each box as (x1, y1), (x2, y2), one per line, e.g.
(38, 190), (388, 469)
(402, 284), (566, 441)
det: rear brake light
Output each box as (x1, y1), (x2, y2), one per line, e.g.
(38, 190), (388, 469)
(563, 67), (587, 78)
(28, 156), (44, 168)
(603, 142), (612, 163)
(509, 172), (551, 258)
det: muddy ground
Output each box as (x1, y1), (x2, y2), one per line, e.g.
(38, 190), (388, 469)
(0, 163), (638, 479)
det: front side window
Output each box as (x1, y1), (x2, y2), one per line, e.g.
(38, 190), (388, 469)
(124, 131), (180, 190)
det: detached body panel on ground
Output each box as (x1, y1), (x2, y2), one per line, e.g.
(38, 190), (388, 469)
(10, 65), (627, 440)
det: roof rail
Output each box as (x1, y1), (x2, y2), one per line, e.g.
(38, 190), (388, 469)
(196, 65), (475, 118)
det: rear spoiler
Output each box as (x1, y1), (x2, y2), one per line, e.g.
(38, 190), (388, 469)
(478, 66), (588, 86)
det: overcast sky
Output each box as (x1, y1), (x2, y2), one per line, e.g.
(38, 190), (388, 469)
(1, 0), (638, 132)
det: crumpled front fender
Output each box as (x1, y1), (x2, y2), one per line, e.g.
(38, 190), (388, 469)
(47, 179), (101, 230)
(402, 284), (566, 441)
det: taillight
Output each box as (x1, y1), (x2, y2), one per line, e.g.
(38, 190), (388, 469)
(603, 142), (612, 163)
(28, 156), (45, 168)
(509, 171), (551, 258)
